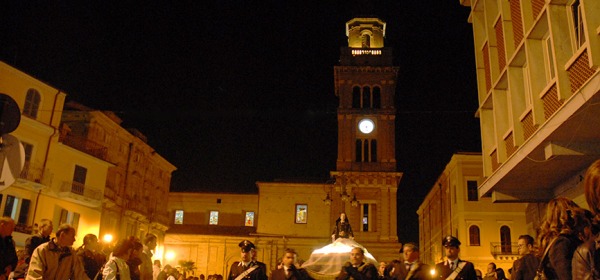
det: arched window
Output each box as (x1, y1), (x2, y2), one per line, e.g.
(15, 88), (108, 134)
(356, 139), (377, 162)
(372, 87), (381, 108)
(361, 35), (371, 48)
(370, 140), (377, 162)
(23, 89), (41, 119)
(362, 86), (371, 108)
(355, 140), (362, 162)
(352, 86), (361, 108)
(469, 225), (480, 246)
(500, 225), (512, 253)
(363, 140), (369, 162)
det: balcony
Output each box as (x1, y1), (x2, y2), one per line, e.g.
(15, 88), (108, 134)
(17, 161), (50, 190)
(57, 181), (103, 207)
(490, 242), (519, 260)
(59, 132), (108, 161)
(125, 195), (149, 220)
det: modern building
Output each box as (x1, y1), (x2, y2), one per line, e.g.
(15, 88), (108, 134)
(458, 0), (600, 208)
(0, 61), (113, 247)
(164, 16), (403, 276)
(417, 153), (528, 275)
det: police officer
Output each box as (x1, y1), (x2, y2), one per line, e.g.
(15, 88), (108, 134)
(227, 240), (268, 280)
(434, 236), (477, 280)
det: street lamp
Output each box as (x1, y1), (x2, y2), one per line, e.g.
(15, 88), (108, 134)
(102, 234), (113, 244)
(350, 194), (360, 207)
(323, 193), (332, 205)
(165, 251), (176, 262)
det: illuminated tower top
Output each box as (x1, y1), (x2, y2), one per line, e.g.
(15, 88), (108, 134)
(345, 18), (386, 48)
(339, 17), (393, 67)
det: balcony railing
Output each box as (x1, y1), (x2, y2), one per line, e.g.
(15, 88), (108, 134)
(58, 181), (103, 207)
(20, 161), (44, 183)
(490, 242), (519, 256)
(59, 132), (108, 161)
(14, 223), (33, 234)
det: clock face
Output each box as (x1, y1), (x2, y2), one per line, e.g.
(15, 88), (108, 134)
(358, 119), (374, 134)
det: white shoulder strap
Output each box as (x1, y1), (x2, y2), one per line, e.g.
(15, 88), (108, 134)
(445, 261), (466, 280)
(234, 264), (258, 280)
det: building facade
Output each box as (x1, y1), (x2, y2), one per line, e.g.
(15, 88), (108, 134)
(61, 102), (176, 251)
(0, 61), (113, 247)
(1, 60), (176, 253)
(458, 0), (600, 209)
(163, 16), (403, 277)
(417, 153), (528, 275)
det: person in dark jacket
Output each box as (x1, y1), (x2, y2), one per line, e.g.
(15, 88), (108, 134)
(509, 235), (539, 280)
(227, 240), (267, 280)
(0, 217), (18, 280)
(336, 247), (378, 280)
(76, 234), (106, 280)
(270, 248), (311, 280)
(434, 236), (477, 280)
(572, 159), (600, 279)
(25, 219), (53, 263)
(385, 242), (431, 280)
(536, 197), (586, 280)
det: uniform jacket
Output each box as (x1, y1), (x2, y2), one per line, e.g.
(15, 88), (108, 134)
(271, 265), (312, 280)
(25, 240), (89, 280)
(510, 253), (539, 280)
(227, 260), (268, 280)
(336, 262), (379, 280)
(434, 260), (477, 280)
(571, 235), (600, 280)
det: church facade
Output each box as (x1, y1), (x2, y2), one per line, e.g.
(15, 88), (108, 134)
(164, 16), (403, 276)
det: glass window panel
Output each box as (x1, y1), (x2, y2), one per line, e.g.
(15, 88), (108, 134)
(209, 211), (219, 225)
(174, 210), (184, 224)
(245, 212), (255, 226)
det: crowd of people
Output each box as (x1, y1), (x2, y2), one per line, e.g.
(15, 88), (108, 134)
(0, 224), (190, 280)
(3, 160), (600, 280)
(226, 159), (600, 280)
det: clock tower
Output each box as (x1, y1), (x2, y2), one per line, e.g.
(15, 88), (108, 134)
(330, 17), (402, 244)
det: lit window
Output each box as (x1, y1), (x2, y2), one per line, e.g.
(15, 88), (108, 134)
(174, 210), (184, 224)
(295, 205), (307, 224)
(362, 204), (370, 231)
(209, 211), (219, 225)
(245, 212), (255, 226)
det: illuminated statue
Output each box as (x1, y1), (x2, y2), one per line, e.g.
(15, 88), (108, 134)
(331, 213), (354, 242)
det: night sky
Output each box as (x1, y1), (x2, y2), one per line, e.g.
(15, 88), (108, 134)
(1, 1), (481, 243)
